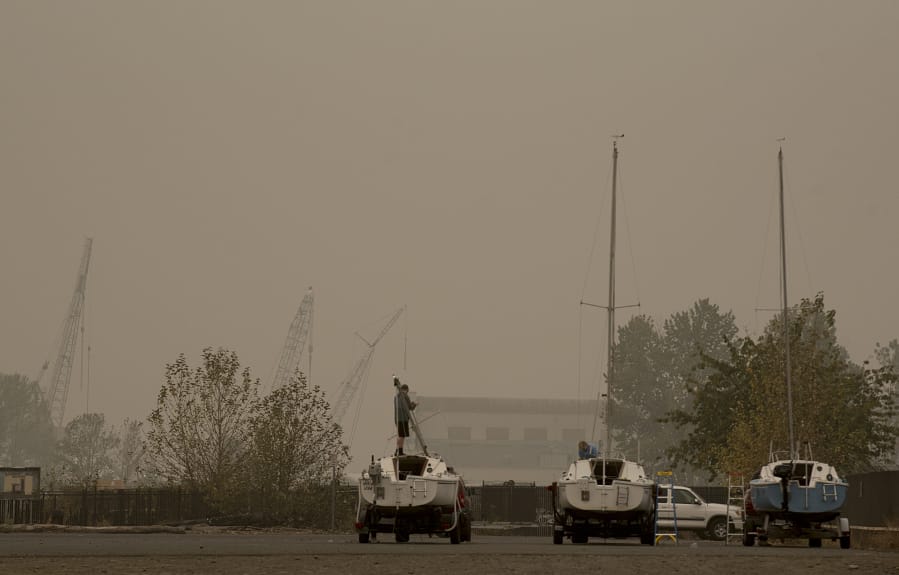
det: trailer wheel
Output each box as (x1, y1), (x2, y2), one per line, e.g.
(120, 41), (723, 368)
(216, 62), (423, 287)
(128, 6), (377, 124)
(553, 530), (564, 545)
(358, 532), (370, 544)
(808, 538), (822, 548)
(742, 519), (755, 546)
(395, 531), (410, 543)
(450, 526), (461, 544)
(571, 532), (588, 544)
(839, 535), (850, 549)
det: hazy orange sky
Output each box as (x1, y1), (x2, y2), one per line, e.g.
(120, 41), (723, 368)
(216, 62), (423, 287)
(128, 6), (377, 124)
(2, 1), (897, 465)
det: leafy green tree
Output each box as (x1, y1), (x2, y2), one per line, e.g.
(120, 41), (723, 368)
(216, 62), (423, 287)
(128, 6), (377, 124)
(249, 370), (348, 523)
(56, 413), (120, 486)
(146, 348), (259, 504)
(874, 339), (899, 466)
(611, 300), (739, 476)
(0, 373), (55, 466)
(609, 314), (665, 465)
(669, 295), (897, 480)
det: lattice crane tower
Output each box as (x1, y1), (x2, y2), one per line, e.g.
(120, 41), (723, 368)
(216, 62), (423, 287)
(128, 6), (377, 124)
(43, 237), (93, 430)
(270, 287), (314, 391)
(331, 306), (404, 427)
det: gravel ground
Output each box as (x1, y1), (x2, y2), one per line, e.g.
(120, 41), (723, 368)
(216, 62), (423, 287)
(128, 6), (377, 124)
(2, 526), (897, 574)
(4, 552), (899, 575)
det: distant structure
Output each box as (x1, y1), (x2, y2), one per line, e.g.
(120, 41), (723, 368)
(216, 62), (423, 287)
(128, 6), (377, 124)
(270, 287), (314, 391)
(35, 238), (93, 430)
(331, 306), (404, 434)
(414, 396), (597, 485)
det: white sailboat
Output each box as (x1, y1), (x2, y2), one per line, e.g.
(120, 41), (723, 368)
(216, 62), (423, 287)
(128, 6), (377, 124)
(743, 145), (850, 549)
(550, 137), (656, 545)
(355, 377), (471, 544)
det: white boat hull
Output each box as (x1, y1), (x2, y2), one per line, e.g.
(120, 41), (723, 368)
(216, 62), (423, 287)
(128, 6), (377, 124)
(358, 454), (461, 509)
(557, 479), (654, 518)
(360, 476), (459, 508)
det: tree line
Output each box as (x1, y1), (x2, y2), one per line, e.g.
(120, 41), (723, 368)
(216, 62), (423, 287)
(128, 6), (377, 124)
(0, 348), (347, 523)
(1, 293), (896, 517)
(609, 295), (897, 481)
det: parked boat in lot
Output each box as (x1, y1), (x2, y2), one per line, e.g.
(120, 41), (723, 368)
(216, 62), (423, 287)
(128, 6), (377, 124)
(743, 145), (850, 549)
(549, 137), (655, 546)
(355, 378), (471, 544)
(556, 457), (654, 535)
(748, 456), (848, 521)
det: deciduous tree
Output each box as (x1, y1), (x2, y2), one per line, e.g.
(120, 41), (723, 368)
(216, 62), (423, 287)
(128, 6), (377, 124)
(669, 295), (897, 479)
(56, 413), (119, 486)
(250, 370), (347, 522)
(146, 348), (258, 503)
(0, 373), (55, 466)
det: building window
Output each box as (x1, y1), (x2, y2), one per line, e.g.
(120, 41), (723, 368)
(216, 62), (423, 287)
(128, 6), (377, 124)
(486, 427), (509, 441)
(447, 427), (471, 440)
(562, 428), (583, 443)
(524, 427), (547, 441)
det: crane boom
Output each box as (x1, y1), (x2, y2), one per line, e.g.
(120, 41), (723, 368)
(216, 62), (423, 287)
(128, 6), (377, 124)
(45, 237), (93, 430)
(331, 306), (404, 426)
(271, 287), (314, 391)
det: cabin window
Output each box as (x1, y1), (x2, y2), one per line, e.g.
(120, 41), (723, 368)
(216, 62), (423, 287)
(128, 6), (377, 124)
(524, 427), (547, 441)
(592, 460), (623, 485)
(397, 456), (428, 480)
(486, 427), (509, 440)
(447, 427), (471, 440)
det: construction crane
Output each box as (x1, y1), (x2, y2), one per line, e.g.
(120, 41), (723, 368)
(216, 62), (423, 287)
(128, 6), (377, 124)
(270, 287), (314, 391)
(40, 237), (93, 430)
(331, 306), (404, 430)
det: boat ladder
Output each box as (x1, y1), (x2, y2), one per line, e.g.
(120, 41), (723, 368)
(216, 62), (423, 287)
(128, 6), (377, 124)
(822, 482), (839, 501)
(616, 485), (629, 506)
(725, 473), (745, 545)
(654, 471), (678, 545)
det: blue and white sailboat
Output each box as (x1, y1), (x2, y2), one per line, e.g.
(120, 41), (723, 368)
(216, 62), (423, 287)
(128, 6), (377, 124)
(744, 146), (849, 548)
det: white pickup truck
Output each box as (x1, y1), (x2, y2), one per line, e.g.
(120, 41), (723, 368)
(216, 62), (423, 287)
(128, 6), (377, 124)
(656, 485), (744, 541)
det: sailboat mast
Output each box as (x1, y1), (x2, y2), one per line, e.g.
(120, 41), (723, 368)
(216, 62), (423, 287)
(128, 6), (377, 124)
(778, 146), (796, 458)
(604, 139), (620, 457)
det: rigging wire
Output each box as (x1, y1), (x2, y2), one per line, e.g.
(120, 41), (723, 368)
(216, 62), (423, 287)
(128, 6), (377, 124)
(577, 142), (613, 435)
(753, 152), (780, 333)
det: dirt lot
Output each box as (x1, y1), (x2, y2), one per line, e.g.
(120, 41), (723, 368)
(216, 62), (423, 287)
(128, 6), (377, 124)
(1, 526), (897, 574)
(4, 552), (899, 575)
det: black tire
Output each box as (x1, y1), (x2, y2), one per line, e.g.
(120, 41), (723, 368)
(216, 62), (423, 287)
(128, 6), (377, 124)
(571, 532), (588, 544)
(808, 538), (822, 548)
(450, 526), (461, 544)
(707, 517), (728, 541)
(640, 517), (655, 545)
(461, 516), (472, 542)
(395, 531), (409, 543)
(840, 535), (850, 549)
(358, 532), (370, 544)
(553, 530), (564, 545)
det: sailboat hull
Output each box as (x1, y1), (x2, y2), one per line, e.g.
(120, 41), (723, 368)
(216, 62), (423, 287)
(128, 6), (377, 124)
(749, 481), (847, 521)
(748, 459), (848, 522)
(557, 480), (654, 519)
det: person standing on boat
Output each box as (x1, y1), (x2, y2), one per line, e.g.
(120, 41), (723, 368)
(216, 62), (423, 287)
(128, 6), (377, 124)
(394, 376), (416, 456)
(578, 440), (599, 459)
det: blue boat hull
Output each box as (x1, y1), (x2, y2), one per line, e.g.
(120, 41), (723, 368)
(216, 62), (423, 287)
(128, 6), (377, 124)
(749, 481), (847, 521)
